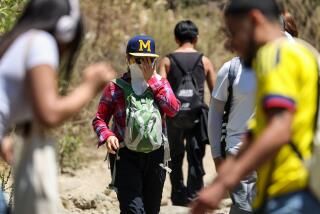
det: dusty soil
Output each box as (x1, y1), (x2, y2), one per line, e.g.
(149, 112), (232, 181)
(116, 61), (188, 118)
(58, 86), (231, 214)
(58, 144), (231, 214)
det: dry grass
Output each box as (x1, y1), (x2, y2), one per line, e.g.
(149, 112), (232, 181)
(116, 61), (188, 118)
(55, 0), (233, 169)
(55, 0), (320, 170)
(1, 0), (319, 170)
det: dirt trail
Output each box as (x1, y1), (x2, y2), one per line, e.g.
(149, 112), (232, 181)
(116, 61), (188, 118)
(59, 144), (231, 214)
(59, 86), (230, 213)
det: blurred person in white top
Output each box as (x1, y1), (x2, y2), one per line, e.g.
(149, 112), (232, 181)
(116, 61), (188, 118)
(208, 57), (257, 214)
(0, 0), (115, 213)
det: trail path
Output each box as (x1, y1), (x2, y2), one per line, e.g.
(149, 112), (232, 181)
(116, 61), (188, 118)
(59, 86), (231, 213)
(59, 144), (231, 214)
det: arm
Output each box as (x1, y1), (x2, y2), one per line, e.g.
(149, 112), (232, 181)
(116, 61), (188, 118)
(203, 56), (216, 93)
(208, 98), (226, 171)
(140, 58), (180, 117)
(208, 61), (230, 170)
(191, 109), (293, 213)
(0, 135), (13, 164)
(27, 63), (115, 127)
(158, 56), (170, 79)
(148, 75), (180, 117)
(92, 83), (117, 147)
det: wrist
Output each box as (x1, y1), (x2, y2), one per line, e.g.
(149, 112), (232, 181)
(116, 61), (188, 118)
(106, 135), (117, 142)
(215, 159), (241, 190)
(147, 74), (160, 85)
(144, 73), (154, 81)
(83, 80), (99, 98)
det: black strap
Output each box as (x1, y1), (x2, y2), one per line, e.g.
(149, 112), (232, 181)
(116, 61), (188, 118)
(221, 57), (241, 158)
(168, 53), (204, 95)
(169, 53), (204, 75)
(289, 141), (304, 160)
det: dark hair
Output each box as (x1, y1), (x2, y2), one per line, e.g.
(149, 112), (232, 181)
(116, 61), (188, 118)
(276, 1), (286, 14)
(224, 0), (281, 21)
(174, 20), (199, 44)
(0, 0), (84, 81)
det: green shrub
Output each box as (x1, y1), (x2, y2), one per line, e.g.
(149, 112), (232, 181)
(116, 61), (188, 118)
(1, 0), (319, 174)
(57, 123), (83, 172)
(0, 0), (27, 33)
(0, 164), (12, 207)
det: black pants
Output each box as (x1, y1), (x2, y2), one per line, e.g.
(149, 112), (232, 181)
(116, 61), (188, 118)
(110, 147), (166, 214)
(167, 120), (206, 206)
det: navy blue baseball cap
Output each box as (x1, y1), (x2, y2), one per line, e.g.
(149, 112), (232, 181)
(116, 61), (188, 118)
(126, 35), (159, 58)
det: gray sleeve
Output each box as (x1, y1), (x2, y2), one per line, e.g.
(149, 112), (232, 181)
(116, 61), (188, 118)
(208, 98), (226, 159)
(212, 61), (230, 102)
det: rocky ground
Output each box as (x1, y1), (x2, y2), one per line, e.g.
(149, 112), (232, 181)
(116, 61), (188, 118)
(59, 144), (231, 214)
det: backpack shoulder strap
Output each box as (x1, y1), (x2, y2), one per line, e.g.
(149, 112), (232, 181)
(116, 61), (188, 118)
(227, 57), (241, 88)
(221, 57), (241, 158)
(112, 78), (132, 97)
(168, 53), (188, 75)
(226, 57), (241, 109)
(191, 53), (204, 73)
(168, 53), (204, 75)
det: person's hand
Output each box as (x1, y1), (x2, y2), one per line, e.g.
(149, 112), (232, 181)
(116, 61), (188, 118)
(139, 58), (156, 81)
(0, 136), (13, 164)
(83, 62), (116, 93)
(105, 136), (119, 154)
(190, 181), (228, 214)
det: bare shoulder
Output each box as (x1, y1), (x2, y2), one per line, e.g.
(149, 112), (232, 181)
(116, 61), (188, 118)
(158, 56), (171, 77)
(160, 56), (171, 66)
(202, 55), (214, 71)
(202, 55), (212, 66)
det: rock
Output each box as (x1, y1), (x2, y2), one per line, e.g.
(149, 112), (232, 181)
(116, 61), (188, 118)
(103, 200), (114, 210)
(215, 208), (230, 214)
(219, 198), (232, 208)
(160, 198), (169, 206)
(58, 207), (71, 214)
(160, 205), (189, 214)
(61, 196), (73, 210)
(104, 188), (113, 196)
(95, 193), (108, 203)
(109, 191), (117, 199)
(72, 196), (97, 210)
(106, 208), (120, 214)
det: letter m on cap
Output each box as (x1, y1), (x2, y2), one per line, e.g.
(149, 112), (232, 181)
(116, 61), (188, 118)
(139, 40), (151, 52)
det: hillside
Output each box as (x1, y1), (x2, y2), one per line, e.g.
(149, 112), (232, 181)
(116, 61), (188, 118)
(0, 0), (320, 213)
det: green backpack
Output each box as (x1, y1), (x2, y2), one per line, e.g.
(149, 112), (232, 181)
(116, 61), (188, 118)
(112, 78), (164, 153)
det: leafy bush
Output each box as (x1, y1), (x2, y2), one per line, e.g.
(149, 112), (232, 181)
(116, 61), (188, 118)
(0, 164), (12, 208)
(57, 123), (83, 172)
(1, 0), (319, 173)
(0, 0), (26, 33)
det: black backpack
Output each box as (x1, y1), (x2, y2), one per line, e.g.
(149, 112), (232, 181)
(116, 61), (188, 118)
(168, 53), (204, 130)
(221, 57), (241, 158)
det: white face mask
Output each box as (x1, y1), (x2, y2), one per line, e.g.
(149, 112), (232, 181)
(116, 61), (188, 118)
(129, 63), (148, 95)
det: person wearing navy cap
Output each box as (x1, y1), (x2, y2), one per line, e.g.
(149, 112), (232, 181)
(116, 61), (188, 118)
(92, 35), (180, 213)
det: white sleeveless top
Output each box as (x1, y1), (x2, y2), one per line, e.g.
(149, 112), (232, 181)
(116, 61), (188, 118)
(0, 30), (59, 140)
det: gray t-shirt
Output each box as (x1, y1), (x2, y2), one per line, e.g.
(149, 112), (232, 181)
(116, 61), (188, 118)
(0, 30), (59, 141)
(209, 60), (256, 158)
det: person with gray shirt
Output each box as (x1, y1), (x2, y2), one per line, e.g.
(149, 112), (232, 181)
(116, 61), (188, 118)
(208, 57), (256, 214)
